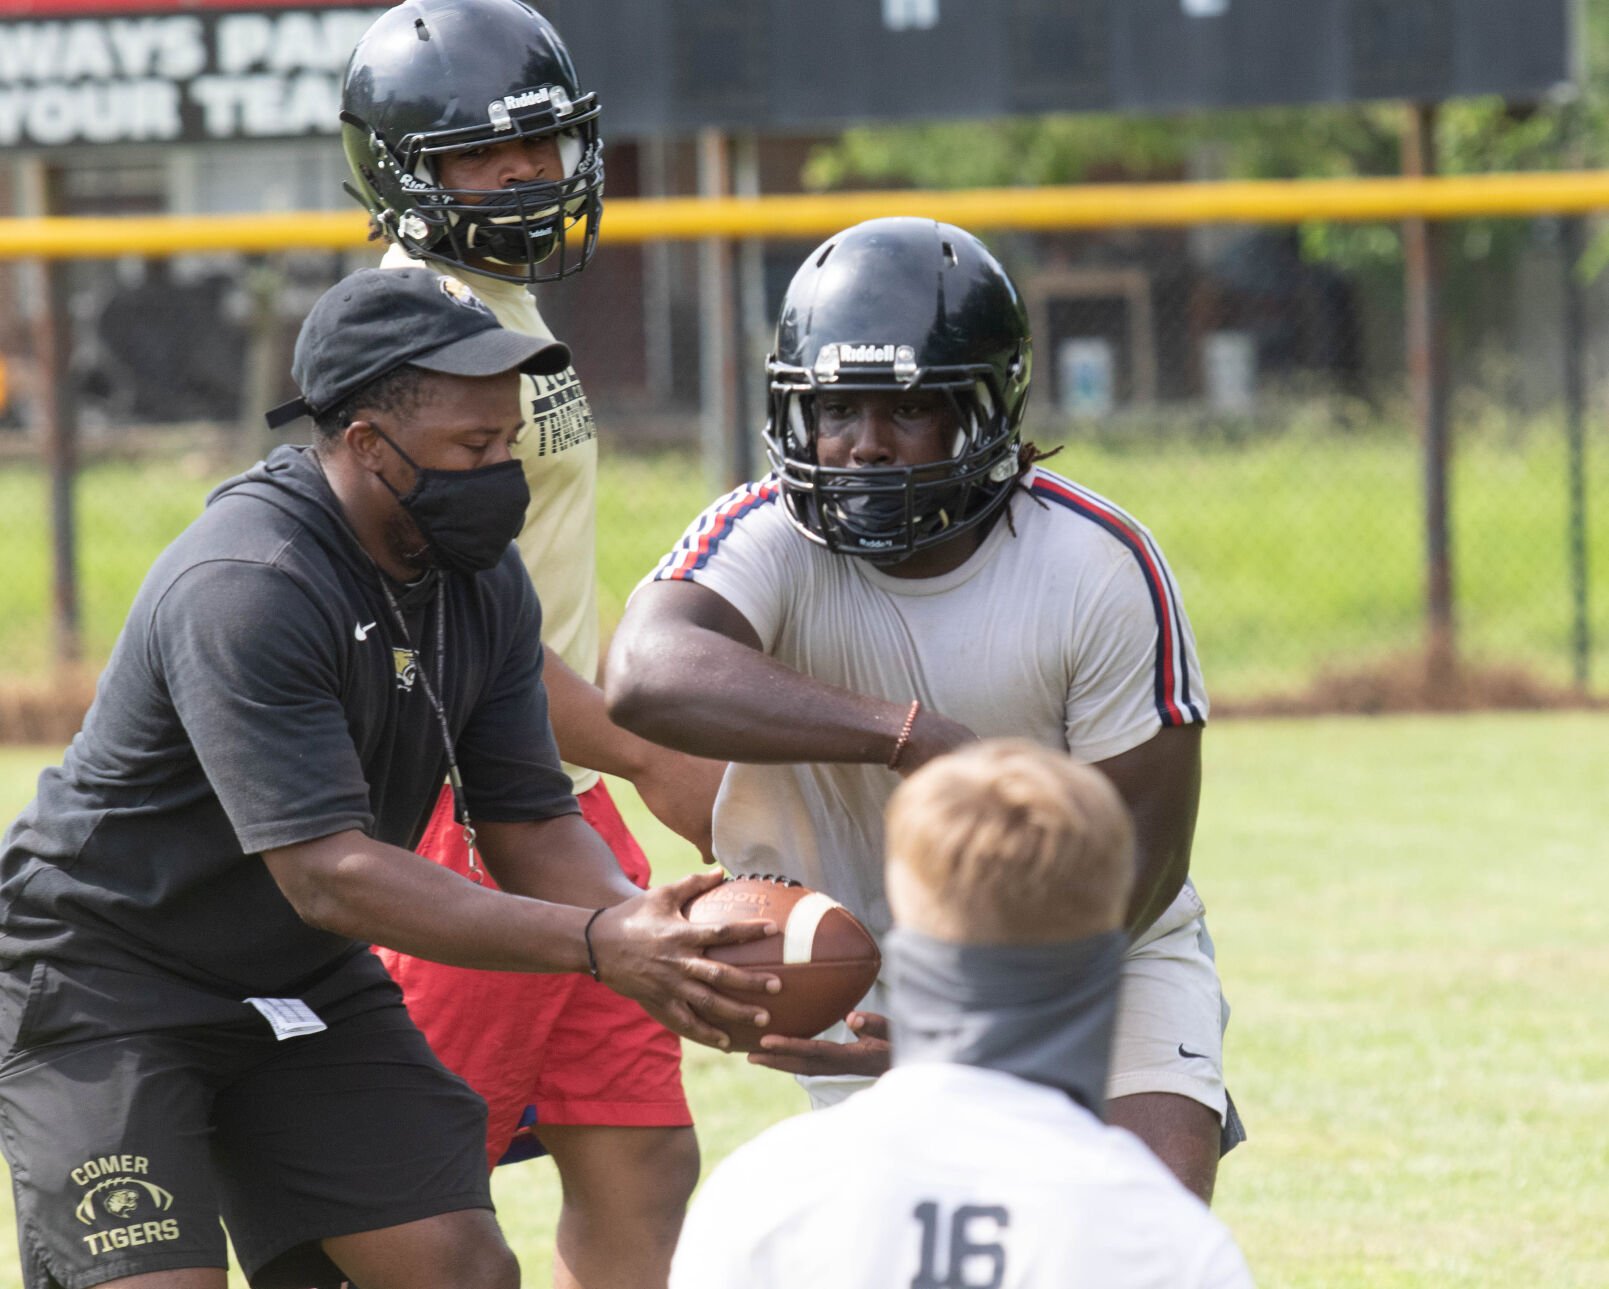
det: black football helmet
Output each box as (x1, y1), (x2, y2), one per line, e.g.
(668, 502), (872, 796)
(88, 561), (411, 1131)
(340, 0), (603, 283)
(765, 217), (1033, 561)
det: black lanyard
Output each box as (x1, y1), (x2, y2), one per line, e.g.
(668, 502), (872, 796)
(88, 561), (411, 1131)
(378, 577), (485, 884)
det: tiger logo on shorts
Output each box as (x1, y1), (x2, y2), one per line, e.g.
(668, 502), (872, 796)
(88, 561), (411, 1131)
(74, 1177), (173, 1226)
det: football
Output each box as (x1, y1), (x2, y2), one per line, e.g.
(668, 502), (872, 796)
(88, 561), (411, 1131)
(684, 875), (882, 1052)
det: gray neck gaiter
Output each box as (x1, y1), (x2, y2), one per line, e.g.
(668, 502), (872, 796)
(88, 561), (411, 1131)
(887, 926), (1127, 1116)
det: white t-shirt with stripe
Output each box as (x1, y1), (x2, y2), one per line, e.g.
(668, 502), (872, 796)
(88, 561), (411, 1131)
(647, 467), (1208, 947)
(669, 1062), (1254, 1289)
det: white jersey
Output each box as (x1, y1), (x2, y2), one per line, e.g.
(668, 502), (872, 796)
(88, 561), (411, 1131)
(647, 467), (1208, 946)
(669, 1063), (1254, 1289)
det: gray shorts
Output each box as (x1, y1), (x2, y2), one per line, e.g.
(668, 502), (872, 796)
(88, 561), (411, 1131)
(1107, 883), (1245, 1154)
(0, 958), (491, 1289)
(801, 882), (1245, 1152)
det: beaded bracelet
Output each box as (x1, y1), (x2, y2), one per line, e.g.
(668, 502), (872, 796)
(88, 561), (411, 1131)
(887, 699), (922, 770)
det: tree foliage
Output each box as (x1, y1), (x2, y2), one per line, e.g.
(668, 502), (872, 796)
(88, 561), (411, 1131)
(802, 0), (1609, 278)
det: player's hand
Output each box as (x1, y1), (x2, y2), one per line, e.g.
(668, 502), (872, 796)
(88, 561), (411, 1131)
(587, 870), (781, 1050)
(899, 707), (979, 777)
(631, 746), (727, 863)
(746, 1010), (892, 1077)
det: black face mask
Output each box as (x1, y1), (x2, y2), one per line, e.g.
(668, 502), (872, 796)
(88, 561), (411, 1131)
(374, 429), (530, 575)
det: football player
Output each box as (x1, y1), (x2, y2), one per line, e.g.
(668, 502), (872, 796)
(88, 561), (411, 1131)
(671, 741), (1255, 1288)
(608, 217), (1242, 1202)
(341, 4), (725, 1286)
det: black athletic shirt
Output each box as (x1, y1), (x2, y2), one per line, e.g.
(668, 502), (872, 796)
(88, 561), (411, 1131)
(0, 445), (576, 1002)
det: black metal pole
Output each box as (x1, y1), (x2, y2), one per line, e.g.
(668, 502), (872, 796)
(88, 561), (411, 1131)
(1561, 215), (1591, 691)
(1402, 103), (1455, 681)
(697, 128), (739, 493)
(31, 162), (81, 671)
(42, 260), (80, 670)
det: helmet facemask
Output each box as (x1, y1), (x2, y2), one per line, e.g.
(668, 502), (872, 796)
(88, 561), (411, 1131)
(766, 356), (1025, 564)
(761, 217), (1033, 562)
(343, 91), (602, 285)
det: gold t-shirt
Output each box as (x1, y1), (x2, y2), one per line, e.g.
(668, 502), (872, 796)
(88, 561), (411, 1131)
(382, 247), (599, 793)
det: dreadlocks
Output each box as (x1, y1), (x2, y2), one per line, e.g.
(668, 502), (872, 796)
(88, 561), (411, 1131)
(1001, 440), (1064, 539)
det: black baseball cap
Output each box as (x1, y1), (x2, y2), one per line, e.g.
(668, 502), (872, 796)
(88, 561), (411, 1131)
(264, 267), (570, 429)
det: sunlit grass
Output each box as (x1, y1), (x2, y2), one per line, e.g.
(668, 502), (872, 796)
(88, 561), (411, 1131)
(2, 713), (1606, 1285)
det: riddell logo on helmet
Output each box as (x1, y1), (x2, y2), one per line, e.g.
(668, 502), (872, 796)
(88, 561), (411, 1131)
(487, 86), (570, 131)
(839, 344), (897, 363)
(813, 342), (917, 383)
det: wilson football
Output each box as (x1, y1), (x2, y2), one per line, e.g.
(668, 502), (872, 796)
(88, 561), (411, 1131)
(684, 875), (881, 1052)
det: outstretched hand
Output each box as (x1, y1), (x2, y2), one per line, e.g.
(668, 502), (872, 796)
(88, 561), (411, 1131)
(587, 870), (780, 1049)
(747, 1010), (892, 1078)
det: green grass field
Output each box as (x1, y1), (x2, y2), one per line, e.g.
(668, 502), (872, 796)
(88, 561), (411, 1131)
(2, 424), (1606, 698)
(1, 712), (1605, 1286)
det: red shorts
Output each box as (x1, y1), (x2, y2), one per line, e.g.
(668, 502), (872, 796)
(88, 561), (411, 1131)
(378, 781), (690, 1172)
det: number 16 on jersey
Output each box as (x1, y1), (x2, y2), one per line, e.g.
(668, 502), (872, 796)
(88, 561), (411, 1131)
(911, 1201), (1010, 1289)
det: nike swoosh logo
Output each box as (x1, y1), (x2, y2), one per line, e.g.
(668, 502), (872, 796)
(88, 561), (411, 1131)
(1177, 1043), (1211, 1061)
(354, 622), (377, 642)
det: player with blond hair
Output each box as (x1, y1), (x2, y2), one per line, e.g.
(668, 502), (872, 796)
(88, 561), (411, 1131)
(882, 739), (1134, 945)
(670, 741), (1254, 1289)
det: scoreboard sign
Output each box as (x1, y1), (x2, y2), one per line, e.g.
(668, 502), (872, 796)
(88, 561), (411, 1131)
(0, 0), (1576, 148)
(548, 0), (1576, 135)
(0, 3), (386, 147)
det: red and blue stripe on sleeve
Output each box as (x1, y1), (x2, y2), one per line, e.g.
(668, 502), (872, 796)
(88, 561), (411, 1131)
(651, 478), (782, 582)
(1030, 473), (1205, 728)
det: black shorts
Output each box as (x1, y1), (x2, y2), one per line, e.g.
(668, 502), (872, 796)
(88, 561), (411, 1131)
(0, 958), (492, 1289)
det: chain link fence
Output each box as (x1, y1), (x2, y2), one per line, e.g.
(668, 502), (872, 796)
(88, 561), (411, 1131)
(0, 210), (1604, 738)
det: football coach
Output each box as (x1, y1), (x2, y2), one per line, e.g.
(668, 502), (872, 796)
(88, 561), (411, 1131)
(0, 268), (775, 1289)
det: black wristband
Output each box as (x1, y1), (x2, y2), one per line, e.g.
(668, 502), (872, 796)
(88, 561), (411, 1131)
(583, 907), (608, 982)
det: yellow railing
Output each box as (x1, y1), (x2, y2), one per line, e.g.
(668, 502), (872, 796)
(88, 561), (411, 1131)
(5, 170), (1609, 259)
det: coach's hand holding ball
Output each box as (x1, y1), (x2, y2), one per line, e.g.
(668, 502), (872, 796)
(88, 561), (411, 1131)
(583, 870), (782, 1050)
